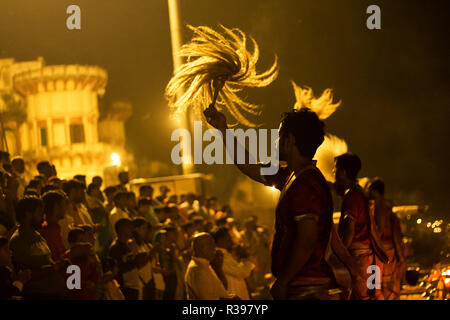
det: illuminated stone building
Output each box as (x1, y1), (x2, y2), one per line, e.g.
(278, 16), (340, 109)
(0, 57), (132, 184)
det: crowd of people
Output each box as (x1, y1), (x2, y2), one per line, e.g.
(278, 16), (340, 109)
(0, 151), (272, 300)
(0, 108), (409, 301)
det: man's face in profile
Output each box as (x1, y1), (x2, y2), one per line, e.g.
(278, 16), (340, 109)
(278, 123), (288, 162)
(119, 172), (129, 184)
(32, 207), (44, 230)
(333, 166), (347, 196)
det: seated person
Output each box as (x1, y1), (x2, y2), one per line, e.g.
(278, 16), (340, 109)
(185, 232), (238, 300)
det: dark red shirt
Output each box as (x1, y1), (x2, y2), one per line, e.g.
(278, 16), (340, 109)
(63, 250), (98, 300)
(377, 203), (394, 243)
(338, 186), (371, 247)
(39, 221), (66, 262)
(266, 165), (333, 280)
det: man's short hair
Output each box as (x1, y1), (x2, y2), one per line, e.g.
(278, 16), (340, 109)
(37, 161), (51, 173)
(42, 191), (67, 215)
(68, 227), (85, 244)
(0, 151), (10, 162)
(132, 217), (147, 229)
(335, 153), (362, 181)
(115, 218), (133, 235)
(113, 191), (128, 204)
(27, 179), (41, 190)
(280, 108), (325, 159)
(139, 185), (153, 194)
(11, 157), (24, 168)
(74, 175), (86, 181)
(15, 196), (43, 224)
(118, 171), (129, 180)
(92, 176), (102, 184)
(369, 178), (385, 196)
(211, 227), (230, 244)
(125, 191), (136, 199)
(62, 179), (85, 195)
(104, 186), (117, 198)
(86, 183), (97, 196)
(191, 232), (214, 255)
(41, 185), (59, 195)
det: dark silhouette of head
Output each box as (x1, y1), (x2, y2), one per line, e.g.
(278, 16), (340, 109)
(11, 157), (25, 174)
(279, 108), (325, 161)
(368, 178), (385, 201)
(37, 161), (53, 179)
(334, 153), (362, 196)
(118, 171), (129, 185)
(15, 196), (44, 229)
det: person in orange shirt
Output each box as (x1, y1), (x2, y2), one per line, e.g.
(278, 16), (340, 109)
(369, 179), (405, 299)
(335, 153), (386, 300)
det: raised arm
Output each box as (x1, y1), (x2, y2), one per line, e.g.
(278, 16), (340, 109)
(204, 106), (269, 185)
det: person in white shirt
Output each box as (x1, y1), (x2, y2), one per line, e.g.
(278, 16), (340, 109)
(185, 233), (237, 300)
(60, 179), (95, 248)
(212, 227), (255, 300)
(110, 192), (130, 239)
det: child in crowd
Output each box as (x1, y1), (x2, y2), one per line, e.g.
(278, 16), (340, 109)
(63, 228), (99, 300)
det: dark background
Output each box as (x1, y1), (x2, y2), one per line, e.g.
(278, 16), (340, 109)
(0, 0), (449, 216)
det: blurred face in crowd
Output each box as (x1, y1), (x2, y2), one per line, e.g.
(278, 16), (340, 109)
(160, 186), (169, 196)
(31, 206), (45, 230)
(186, 194), (195, 205)
(12, 158), (25, 174)
(116, 195), (128, 209)
(106, 190), (117, 204)
(368, 183), (384, 202)
(333, 165), (349, 196)
(278, 123), (292, 162)
(168, 195), (178, 204)
(127, 194), (137, 210)
(92, 176), (103, 188)
(217, 230), (233, 251)
(193, 234), (216, 262)
(119, 223), (134, 240)
(83, 229), (95, 246)
(168, 207), (179, 221)
(91, 187), (103, 200)
(0, 243), (12, 266)
(135, 223), (149, 241)
(48, 198), (67, 222)
(119, 172), (129, 184)
(141, 187), (153, 199)
(41, 163), (53, 179)
(72, 187), (86, 204)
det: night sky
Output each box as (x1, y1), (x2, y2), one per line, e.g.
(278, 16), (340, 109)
(1, 0), (449, 215)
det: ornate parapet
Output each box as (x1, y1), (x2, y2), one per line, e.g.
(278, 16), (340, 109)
(13, 65), (107, 96)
